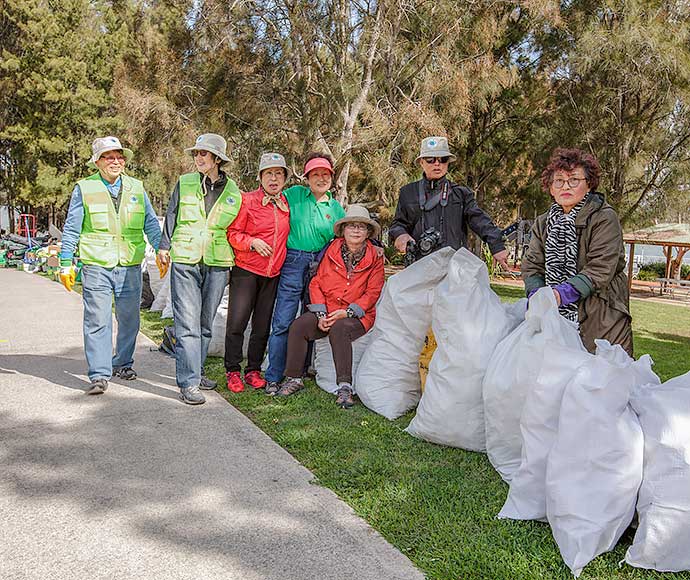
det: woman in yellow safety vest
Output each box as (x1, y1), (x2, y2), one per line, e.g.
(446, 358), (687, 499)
(157, 134), (242, 405)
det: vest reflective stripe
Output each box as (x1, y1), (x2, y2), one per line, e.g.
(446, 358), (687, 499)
(78, 173), (147, 267)
(169, 172), (242, 266)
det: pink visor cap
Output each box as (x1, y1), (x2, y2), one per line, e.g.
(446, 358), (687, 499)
(304, 157), (334, 176)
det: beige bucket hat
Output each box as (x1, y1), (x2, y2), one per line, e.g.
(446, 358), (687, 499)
(334, 204), (381, 238)
(87, 136), (133, 169)
(184, 133), (230, 162)
(257, 152), (291, 180)
(415, 136), (457, 162)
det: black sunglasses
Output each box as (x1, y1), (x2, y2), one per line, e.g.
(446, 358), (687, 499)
(422, 157), (450, 164)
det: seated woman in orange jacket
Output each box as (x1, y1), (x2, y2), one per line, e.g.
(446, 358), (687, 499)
(276, 205), (385, 408)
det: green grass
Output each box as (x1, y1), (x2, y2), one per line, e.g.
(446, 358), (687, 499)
(138, 283), (690, 580)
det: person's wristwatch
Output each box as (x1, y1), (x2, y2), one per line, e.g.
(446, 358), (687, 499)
(346, 307), (355, 318)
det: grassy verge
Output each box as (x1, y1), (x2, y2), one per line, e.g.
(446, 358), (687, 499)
(138, 283), (690, 580)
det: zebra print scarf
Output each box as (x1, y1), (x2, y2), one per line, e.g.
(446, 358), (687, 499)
(545, 194), (589, 322)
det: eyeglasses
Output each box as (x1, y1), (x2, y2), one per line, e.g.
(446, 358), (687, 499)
(100, 155), (126, 163)
(193, 150), (210, 158)
(345, 223), (369, 231)
(422, 157), (450, 165)
(552, 177), (587, 189)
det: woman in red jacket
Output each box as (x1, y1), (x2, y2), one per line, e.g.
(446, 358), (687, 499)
(224, 153), (291, 392)
(277, 205), (385, 408)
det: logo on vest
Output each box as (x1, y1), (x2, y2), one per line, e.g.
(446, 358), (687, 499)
(225, 197), (235, 205)
(130, 195), (138, 203)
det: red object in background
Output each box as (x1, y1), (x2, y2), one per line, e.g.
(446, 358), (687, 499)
(16, 214), (37, 238)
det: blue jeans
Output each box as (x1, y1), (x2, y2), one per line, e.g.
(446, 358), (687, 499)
(81, 264), (142, 381)
(171, 262), (228, 389)
(265, 248), (317, 383)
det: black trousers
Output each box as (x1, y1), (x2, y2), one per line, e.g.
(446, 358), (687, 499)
(224, 266), (280, 373)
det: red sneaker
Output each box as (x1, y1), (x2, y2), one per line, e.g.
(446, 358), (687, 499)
(226, 371), (244, 393)
(244, 370), (267, 390)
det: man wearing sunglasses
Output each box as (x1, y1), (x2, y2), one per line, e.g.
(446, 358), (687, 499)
(59, 136), (162, 395)
(389, 136), (509, 269)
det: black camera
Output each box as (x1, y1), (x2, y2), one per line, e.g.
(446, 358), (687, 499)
(403, 228), (442, 267)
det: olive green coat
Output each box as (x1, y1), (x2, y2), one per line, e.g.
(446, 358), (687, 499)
(522, 192), (633, 356)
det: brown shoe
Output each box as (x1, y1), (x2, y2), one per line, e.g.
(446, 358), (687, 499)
(335, 385), (354, 409)
(276, 377), (304, 397)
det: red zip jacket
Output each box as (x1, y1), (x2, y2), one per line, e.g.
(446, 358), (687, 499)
(226, 187), (290, 278)
(308, 238), (385, 332)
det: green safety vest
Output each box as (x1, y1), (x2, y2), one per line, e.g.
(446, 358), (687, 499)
(78, 173), (147, 267)
(169, 172), (242, 267)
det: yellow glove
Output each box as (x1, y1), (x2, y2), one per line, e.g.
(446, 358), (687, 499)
(59, 265), (77, 292)
(156, 252), (170, 278)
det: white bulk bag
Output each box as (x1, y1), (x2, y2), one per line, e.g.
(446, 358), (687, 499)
(405, 248), (526, 450)
(499, 345), (593, 521)
(314, 331), (373, 394)
(483, 287), (585, 482)
(546, 341), (659, 578)
(626, 370), (690, 572)
(150, 272), (172, 316)
(355, 247), (455, 420)
(207, 287), (252, 358)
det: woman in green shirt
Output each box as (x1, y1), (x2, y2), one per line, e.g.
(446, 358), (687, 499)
(265, 152), (346, 394)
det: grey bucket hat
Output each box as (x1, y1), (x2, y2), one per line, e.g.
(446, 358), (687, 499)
(334, 204), (381, 238)
(415, 136), (456, 162)
(87, 136), (133, 169)
(257, 152), (291, 180)
(184, 133), (230, 162)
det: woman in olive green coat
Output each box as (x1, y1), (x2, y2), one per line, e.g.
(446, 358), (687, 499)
(522, 148), (633, 356)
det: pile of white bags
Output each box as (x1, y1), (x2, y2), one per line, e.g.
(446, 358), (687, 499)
(355, 247), (455, 420)
(483, 287), (586, 482)
(626, 370), (690, 572)
(498, 343), (593, 521)
(207, 286), (251, 358)
(405, 249), (526, 450)
(545, 341), (659, 577)
(314, 332), (373, 394)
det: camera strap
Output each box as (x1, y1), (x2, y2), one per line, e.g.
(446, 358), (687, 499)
(418, 179), (450, 239)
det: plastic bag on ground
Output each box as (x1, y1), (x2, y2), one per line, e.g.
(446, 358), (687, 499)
(314, 331), (373, 394)
(207, 287), (252, 358)
(355, 247), (455, 420)
(625, 370), (690, 572)
(546, 340), (659, 578)
(406, 248), (527, 450)
(498, 344), (593, 521)
(483, 287), (585, 482)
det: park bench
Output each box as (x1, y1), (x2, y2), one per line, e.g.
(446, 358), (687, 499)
(655, 277), (690, 299)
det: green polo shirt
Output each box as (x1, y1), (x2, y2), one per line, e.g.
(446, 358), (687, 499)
(284, 185), (346, 252)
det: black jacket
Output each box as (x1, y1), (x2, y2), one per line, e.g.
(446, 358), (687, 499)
(389, 176), (505, 254)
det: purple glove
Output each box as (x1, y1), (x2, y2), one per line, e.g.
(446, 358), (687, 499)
(553, 282), (580, 306)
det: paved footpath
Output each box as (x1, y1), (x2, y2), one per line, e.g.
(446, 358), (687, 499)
(0, 269), (424, 580)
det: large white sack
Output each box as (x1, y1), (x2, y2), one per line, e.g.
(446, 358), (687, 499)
(483, 287), (585, 482)
(546, 340), (659, 578)
(625, 370), (690, 572)
(499, 344), (593, 521)
(405, 248), (526, 450)
(208, 287), (252, 358)
(314, 331), (373, 394)
(151, 273), (171, 314)
(355, 247), (455, 420)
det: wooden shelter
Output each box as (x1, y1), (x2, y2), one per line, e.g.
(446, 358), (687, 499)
(623, 223), (690, 291)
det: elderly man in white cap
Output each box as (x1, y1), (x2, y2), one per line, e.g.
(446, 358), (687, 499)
(59, 136), (162, 395)
(157, 133), (242, 405)
(390, 136), (509, 269)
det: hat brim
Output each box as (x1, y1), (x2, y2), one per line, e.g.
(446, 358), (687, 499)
(334, 216), (381, 239)
(257, 164), (292, 181)
(184, 145), (230, 163)
(415, 153), (456, 163)
(87, 147), (134, 169)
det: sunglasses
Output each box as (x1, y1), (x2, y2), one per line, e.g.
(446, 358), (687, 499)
(422, 157), (450, 165)
(100, 155), (126, 163)
(193, 150), (210, 158)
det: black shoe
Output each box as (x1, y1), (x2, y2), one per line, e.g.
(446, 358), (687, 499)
(86, 379), (108, 395)
(265, 381), (281, 396)
(179, 386), (206, 405)
(199, 376), (217, 390)
(113, 367), (137, 380)
(335, 385), (354, 409)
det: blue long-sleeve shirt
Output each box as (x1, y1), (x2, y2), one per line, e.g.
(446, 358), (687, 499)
(60, 176), (161, 262)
